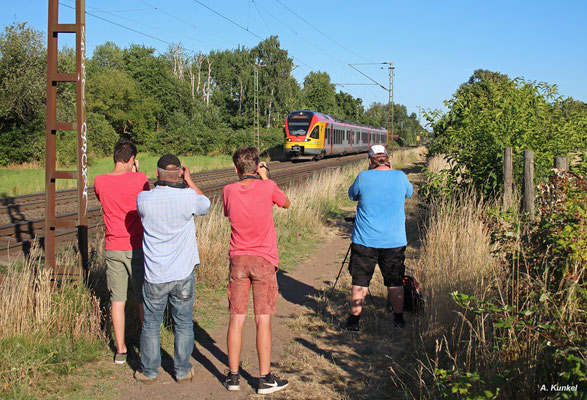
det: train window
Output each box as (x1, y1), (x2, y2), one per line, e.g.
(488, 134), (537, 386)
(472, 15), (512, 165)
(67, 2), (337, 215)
(309, 126), (319, 139)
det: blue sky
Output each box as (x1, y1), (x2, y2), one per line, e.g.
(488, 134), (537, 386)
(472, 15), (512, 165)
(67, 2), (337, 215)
(3, 0), (586, 122)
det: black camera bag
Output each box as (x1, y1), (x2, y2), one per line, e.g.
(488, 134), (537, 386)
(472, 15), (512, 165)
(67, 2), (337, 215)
(403, 275), (424, 313)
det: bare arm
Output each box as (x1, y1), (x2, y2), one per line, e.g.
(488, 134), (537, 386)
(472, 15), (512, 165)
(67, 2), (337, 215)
(259, 162), (290, 208)
(281, 197), (291, 209)
(182, 165), (204, 195)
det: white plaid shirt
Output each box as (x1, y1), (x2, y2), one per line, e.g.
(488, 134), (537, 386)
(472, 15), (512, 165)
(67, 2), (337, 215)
(137, 186), (210, 284)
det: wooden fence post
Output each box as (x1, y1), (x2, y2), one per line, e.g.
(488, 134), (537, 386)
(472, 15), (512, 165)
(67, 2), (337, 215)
(503, 147), (513, 209)
(555, 156), (569, 171)
(523, 150), (535, 217)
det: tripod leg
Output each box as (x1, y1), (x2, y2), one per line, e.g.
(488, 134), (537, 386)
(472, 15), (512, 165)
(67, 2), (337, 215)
(327, 243), (352, 299)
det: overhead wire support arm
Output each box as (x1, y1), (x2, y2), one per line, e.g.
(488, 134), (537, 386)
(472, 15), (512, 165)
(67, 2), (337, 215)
(334, 83), (379, 86)
(347, 64), (387, 91)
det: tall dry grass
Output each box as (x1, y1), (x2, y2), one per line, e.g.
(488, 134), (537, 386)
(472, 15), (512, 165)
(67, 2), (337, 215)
(0, 243), (104, 395)
(416, 190), (503, 342)
(0, 244), (103, 340)
(426, 153), (453, 173)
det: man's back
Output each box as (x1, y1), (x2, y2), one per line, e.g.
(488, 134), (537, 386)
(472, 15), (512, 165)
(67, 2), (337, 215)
(137, 185), (210, 284)
(94, 171), (150, 250)
(349, 169), (413, 249)
(223, 179), (287, 266)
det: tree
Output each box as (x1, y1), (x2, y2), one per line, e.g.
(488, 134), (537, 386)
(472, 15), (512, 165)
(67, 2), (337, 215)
(430, 69), (586, 195)
(251, 36), (298, 128)
(335, 91), (364, 121)
(302, 71), (336, 115)
(86, 69), (159, 146)
(362, 102), (423, 145)
(209, 46), (254, 128)
(0, 21), (45, 164)
(0, 21), (45, 129)
(92, 41), (124, 70)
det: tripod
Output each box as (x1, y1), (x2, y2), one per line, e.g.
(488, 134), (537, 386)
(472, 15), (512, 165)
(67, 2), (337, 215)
(327, 244), (352, 299)
(327, 243), (375, 306)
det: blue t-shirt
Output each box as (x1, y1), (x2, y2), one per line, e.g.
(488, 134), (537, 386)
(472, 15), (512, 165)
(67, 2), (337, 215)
(348, 169), (413, 248)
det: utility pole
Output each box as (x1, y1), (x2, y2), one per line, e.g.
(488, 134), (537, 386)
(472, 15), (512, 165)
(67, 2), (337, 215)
(347, 60), (395, 145)
(254, 64), (260, 149)
(45, 0), (87, 280)
(386, 61), (395, 143)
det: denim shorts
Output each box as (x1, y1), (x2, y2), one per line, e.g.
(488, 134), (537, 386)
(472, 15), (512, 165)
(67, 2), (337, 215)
(104, 249), (144, 302)
(227, 255), (278, 315)
(348, 243), (405, 287)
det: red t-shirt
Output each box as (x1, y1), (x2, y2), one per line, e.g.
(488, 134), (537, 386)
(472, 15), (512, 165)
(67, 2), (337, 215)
(94, 172), (150, 251)
(223, 179), (287, 266)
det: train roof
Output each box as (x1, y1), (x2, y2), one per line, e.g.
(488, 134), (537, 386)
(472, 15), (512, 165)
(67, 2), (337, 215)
(287, 110), (386, 131)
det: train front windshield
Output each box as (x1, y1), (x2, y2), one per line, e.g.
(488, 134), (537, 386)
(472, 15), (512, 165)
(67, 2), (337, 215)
(287, 111), (313, 136)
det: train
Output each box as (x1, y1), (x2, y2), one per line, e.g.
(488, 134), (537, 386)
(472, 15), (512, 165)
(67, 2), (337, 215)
(283, 110), (388, 160)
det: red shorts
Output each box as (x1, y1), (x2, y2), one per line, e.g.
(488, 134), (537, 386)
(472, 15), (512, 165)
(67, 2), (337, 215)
(227, 255), (278, 315)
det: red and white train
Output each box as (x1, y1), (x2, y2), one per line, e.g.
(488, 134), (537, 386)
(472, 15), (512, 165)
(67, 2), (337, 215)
(284, 110), (387, 160)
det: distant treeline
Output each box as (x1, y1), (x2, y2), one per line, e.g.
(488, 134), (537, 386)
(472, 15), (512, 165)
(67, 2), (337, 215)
(0, 21), (423, 166)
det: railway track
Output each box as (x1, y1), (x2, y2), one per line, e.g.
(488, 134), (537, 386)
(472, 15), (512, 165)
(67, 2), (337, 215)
(0, 154), (365, 258)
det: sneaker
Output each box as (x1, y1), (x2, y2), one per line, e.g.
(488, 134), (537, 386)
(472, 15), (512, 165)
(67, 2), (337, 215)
(114, 352), (127, 364)
(258, 372), (289, 395)
(345, 314), (360, 332)
(134, 370), (158, 384)
(394, 313), (406, 329)
(177, 367), (194, 384)
(223, 371), (240, 391)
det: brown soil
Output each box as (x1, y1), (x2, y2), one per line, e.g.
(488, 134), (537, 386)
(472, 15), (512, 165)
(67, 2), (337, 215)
(106, 160), (426, 400)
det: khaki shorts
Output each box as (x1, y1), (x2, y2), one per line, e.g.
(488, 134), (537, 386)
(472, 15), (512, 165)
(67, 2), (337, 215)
(104, 249), (145, 302)
(227, 255), (278, 315)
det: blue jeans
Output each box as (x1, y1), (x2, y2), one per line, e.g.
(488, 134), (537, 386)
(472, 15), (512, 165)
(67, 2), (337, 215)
(140, 271), (195, 380)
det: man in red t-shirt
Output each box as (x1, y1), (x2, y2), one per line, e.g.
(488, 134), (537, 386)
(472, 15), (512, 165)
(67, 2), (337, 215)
(94, 140), (150, 365)
(222, 146), (291, 395)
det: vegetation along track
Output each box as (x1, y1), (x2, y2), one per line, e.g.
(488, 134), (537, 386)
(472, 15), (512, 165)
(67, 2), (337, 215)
(0, 154), (366, 258)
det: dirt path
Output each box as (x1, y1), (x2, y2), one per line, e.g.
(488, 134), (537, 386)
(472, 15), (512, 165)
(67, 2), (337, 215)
(114, 159), (425, 400)
(112, 232), (353, 399)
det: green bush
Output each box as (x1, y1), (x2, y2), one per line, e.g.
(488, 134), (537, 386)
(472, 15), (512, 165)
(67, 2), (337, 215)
(87, 112), (118, 157)
(428, 70), (586, 197)
(0, 118), (44, 165)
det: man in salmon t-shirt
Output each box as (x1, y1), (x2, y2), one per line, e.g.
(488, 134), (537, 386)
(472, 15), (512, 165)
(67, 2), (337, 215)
(94, 139), (150, 365)
(222, 146), (291, 395)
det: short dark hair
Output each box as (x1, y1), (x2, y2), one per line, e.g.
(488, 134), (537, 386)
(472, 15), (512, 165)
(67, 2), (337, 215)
(233, 146), (259, 175)
(370, 154), (390, 166)
(113, 140), (137, 163)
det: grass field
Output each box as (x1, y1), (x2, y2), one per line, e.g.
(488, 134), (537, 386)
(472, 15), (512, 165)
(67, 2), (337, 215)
(0, 154), (234, 197)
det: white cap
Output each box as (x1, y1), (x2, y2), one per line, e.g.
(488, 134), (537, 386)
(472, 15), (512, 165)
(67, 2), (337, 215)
(368, 145), (388, 158)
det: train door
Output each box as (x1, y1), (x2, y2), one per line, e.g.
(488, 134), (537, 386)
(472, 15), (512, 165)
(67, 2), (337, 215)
(330, 125), (333, 154)
(349, 129), (353, 152)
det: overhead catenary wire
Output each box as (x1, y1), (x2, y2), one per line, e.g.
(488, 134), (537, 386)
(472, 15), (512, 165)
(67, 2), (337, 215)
(63, 0), (384, 107)
(251, 0), (380, 102)
(273, 0), (371, 64)
(137, 0), (239, 47)
(192, 0), (316, 72)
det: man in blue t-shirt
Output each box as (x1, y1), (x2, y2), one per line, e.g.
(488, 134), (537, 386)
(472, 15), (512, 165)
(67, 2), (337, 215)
(346, 145), (413, 331)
